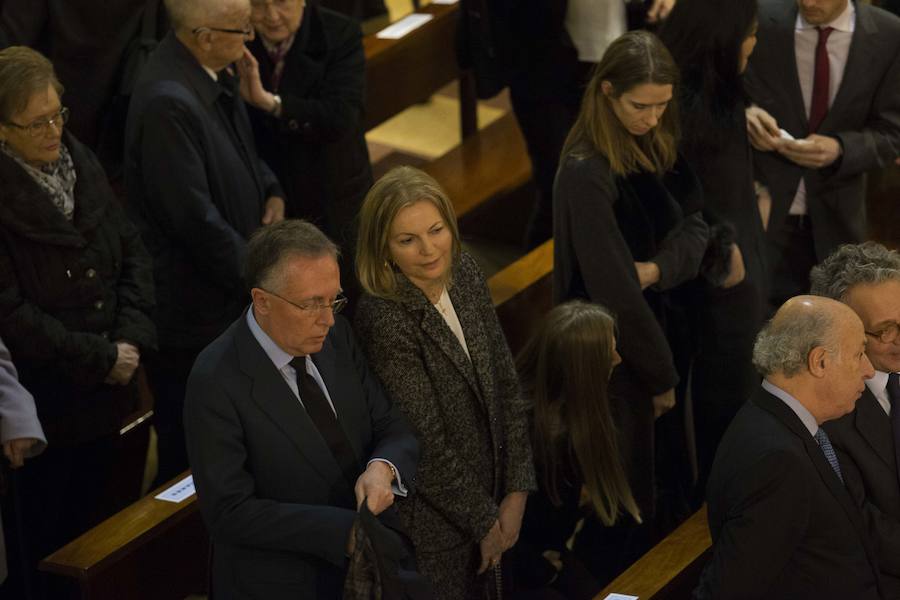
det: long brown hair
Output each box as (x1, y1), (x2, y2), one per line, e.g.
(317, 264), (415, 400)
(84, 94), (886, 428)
(563, 30), (680, 176)
(517, 301), (641, 526)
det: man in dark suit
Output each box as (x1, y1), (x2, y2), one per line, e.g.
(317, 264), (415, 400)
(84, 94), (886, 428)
(125, 0), (286, 485)
(811, 242), (900, 596)
(743, 0), (900, 308)
(694, 295), (880, 600)
(184, 219), (418, 599)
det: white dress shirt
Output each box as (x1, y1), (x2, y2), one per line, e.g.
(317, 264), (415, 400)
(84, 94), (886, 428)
(789, 1), (855, 215)
(763, 379), (819, 437)
(865, 370), (893, 416)
(564, 0), (626, 63)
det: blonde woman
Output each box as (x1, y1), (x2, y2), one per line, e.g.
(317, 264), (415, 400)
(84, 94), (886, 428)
(354, 166), (535, 599)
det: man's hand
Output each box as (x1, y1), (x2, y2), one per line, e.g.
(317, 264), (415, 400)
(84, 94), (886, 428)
(4, 438), (38, 468)
(354, 461), (395, 516)
(777, 134), (842, 169)
(262, 196), (285, 225)
(652, 388), (676, 419)
(635, 261), (661, 290)
(646, 0), (675, 23)
(478, 520), (505, 574)
(105, 341), (140, 385)
(746, 105), (782, 151)
(498, 491), (527, 550)
(236, 47), (280, 114)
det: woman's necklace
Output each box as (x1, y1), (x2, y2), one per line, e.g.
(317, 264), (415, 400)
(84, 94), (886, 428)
(433, 288), (449, 316)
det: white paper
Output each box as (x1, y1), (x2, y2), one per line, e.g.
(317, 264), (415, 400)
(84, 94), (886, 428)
(431, 0), (459, 4)
(603, 595), (639, 600)
(376, 13), (434, 39)
(154, 475), (196, 503)
(779, 128), (795, 140)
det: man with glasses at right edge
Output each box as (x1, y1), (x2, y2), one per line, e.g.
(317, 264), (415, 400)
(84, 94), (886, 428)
(125, 0), (286, 487)
(813, 242), (900, 598)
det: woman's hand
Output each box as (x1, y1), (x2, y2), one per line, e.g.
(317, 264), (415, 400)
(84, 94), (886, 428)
(721, 244), (746, 289)
(105, 341), (140, 385)
(746, 106), (782, 152)
(478, 520), (505, 574)
(498, 491), (527, 550)
(652, 388), (676, 419)
(634, 261), (661, 290)
(236, 47), (280, 114)
(4, 438), (38, 468)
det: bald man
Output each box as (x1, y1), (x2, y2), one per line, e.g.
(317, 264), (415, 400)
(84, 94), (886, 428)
(125, 0), (286, 485)
(694, 296), (882, 600)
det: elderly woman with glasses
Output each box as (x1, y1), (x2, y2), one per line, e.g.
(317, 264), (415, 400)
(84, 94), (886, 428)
(236, 0), (372, 305)
(354, 166), (536, 599)
(0, 46), (155, 596)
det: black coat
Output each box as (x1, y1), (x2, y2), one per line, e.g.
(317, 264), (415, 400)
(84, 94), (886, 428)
(553, 149), (707, 516)
(0, 131), (156, 444)
(247, 6), (371, 269)
(125, 32), (283, 350)
(695, 386), (882, 600)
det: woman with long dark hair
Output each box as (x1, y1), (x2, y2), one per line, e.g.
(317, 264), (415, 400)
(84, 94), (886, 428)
(553, 30), (708, 532)
(514, 301), (641, 598)
(659, 0), (763, 492)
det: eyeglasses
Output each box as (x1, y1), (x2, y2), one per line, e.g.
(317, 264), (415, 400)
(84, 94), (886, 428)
(4, 106), (68, 138)
(865, 322), (900, 344)
(192, 24), (254, 37)
(251, 0), (305, 13)
(262, 288), (348, 315)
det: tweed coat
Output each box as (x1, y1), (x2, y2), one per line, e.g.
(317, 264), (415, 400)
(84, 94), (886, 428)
(354, 252), (536, 589)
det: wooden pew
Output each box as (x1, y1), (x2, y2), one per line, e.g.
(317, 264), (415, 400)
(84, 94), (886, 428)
(595, 507), (712, 600)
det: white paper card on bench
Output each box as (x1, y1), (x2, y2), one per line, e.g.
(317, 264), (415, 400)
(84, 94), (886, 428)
(375, 13), (434, 39)
(431, 0), (459, 4)
(603, 595), (639, 600)
(155, 474), (196, 503)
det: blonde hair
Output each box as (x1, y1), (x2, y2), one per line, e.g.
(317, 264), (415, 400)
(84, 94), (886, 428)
(356, 166), (461, 299)
(563, 31), (680, 176)
(517, 300), (641, 526)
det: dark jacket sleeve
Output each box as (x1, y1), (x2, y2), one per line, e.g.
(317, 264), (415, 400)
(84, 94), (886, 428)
(555, 156), (679, 395)
(355, 297), (501, 542)
(138, 93), (247, 293)
(275, 15), (365, 144)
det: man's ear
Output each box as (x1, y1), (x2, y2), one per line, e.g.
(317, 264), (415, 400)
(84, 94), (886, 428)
(807, 346), (828, 377)
(250, 288), (269, 315)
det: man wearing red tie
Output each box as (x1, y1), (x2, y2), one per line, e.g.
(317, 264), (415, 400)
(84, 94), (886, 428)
(741, 0), (900, 310)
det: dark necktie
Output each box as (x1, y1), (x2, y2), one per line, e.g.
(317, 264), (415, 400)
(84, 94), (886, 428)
(290, 358), (360, 487)
(886, 373), (900, 484)
(808, 26), (834, 133)
(815, 427), (843, 484)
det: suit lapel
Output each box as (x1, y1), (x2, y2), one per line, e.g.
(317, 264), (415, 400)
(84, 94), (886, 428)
(855, 388), (896, 471)
(772, 3), (809, 134)
(821, 4), (876, 132)
(234, 315), (345, 485)
(311, 338), (365, 465)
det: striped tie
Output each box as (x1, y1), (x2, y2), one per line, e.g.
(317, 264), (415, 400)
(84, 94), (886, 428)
(815, 428), (843, 484)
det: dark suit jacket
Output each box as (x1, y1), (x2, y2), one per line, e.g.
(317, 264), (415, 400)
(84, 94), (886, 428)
(125, 32), (283, 350)
(184, 311), (418, 599)
(826, 387), (900, 598)
(354, 253), (535, 575)
(694, 386), (882, 600)
(744, 0), (900, 261)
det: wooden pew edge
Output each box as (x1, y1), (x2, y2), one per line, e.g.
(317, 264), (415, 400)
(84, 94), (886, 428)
(39, 473), (199, 581)
(488, 240), (554, 307)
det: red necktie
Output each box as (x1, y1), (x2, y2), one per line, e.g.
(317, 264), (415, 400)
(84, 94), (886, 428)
(808, 26), (834, 133)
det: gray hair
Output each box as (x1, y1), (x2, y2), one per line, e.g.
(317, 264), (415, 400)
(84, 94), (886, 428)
(164, 0), (247, 31)
(810, 242), (900, 301)
(244, 220), (339, 292)
(752, 309), (836, 377)
(0, 46), (64, 122)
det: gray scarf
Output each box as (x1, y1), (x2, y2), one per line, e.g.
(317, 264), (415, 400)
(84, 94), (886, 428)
(2, 141), (77, 221)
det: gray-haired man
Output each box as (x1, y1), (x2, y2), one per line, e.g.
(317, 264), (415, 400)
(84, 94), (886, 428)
(812, 242), (900, 596)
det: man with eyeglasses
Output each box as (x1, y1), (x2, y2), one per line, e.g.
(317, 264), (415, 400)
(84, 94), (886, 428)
(812, 241), (900, 598)
(184, 219), (419, 599)
(125, 0), (287, 487)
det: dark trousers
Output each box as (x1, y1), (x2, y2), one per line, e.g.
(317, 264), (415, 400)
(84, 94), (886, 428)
(0, 434), (138, 600)
(147, 346), (203, 488)
(767, 215), (817, 313)
(508, 47), (590, 250)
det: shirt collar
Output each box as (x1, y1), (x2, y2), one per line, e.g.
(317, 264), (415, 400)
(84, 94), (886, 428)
(246, 307), (295, 371)
(762, 379), (819, 437)
(795, 0), (856, 32)
(202, 65), (219, 82)
(866, 369), (890, 396)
